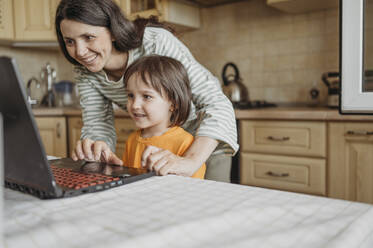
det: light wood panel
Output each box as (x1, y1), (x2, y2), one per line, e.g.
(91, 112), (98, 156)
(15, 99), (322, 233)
(328, 122), (373, 204)
(13, 0), (59, 41)
(241, 153), (326, 195)
(114, 118), (137, 159)
(267, 0), (338, 13)
(67, 117), (83, 156)
(0, 0), (14, 40)
(240, 120), (326, 158)
(35, 117), (67, 157)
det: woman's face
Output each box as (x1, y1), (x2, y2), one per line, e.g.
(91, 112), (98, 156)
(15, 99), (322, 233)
(60, 19), (115, 72)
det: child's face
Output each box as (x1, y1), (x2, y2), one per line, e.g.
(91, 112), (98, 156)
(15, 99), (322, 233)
(126, 73), (173, 137)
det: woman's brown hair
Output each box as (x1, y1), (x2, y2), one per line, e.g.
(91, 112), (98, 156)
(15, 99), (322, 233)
(124, 55), (191, 127)
(55, 0), (173, 65)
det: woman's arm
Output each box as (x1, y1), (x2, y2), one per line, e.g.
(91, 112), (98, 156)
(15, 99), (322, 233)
(72, 66), (119, 161)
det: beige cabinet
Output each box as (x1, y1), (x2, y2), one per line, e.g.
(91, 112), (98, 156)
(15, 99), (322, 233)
(0, 0), (14, 40)
(328, 122), (373, 204)
(14, 0), (59, 41)
(67, 117), (83, 156)
(241, 153), (326, 195)
(67, 116), (137, 159)
(266, 0), (338, 13)
(35, 117), (67, 157)
(0, 0), (59, 42)
(114, 118), (137, 159)
(240, 120), (327, 195)
(116, 0), (200, 30)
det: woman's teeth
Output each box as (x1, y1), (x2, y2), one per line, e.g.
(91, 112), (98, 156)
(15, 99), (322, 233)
(82, 54), (97, 64)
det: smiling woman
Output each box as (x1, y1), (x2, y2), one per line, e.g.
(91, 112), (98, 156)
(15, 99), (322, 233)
(60, 20), (126, 78)
(54, 0), (238, 182)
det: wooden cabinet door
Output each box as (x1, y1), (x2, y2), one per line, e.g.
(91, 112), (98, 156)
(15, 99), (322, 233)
(0, 0), (14, 39)
(13, 0), (59, 41)
(116, 0), (199, 29)
(120, 0), (162, 20)
(114, 118), (137, 159)
(35, 117), (67, 157)
(67, 117), (83, 156)
(328, 122), (373, 204)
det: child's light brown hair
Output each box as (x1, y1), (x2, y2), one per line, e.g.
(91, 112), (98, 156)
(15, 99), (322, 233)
(123, 55), (191, 127)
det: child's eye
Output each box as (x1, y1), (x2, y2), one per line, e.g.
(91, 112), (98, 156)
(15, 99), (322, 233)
(127, 93), (134, 98)
(144, 95), (152, 100)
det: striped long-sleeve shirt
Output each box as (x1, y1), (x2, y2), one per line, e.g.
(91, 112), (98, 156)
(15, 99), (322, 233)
(75, 27), (239, 155)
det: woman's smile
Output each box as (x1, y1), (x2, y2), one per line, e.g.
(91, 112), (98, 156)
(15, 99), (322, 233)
(60, 19), (123, 73)
(79, 54), (98, 65)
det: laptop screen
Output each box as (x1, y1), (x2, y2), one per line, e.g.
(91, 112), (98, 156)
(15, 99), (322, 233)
(0, 57), (58, 196)
(0, 112), (4, 245)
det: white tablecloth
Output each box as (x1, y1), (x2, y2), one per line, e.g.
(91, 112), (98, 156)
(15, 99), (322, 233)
(4, 176), (373, 248)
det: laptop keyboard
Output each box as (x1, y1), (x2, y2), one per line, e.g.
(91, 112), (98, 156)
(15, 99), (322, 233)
(51, 165), (120, 190)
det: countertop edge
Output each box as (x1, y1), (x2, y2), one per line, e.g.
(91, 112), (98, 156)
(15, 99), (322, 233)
(32, 107), (373, 121)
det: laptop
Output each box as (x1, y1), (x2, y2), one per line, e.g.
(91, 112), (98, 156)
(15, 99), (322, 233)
(0, 56), (155, 199)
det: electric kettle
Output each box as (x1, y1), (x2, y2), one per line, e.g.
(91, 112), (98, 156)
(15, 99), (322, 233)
(221, 62), (249, 103)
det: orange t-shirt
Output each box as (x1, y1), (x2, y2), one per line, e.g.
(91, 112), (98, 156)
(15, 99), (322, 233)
(122, 126), (206, 179)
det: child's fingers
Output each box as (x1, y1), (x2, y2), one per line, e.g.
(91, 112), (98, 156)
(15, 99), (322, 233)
(145, 149), (170, 171)
(141, 145), (161, 167)
(152, 156), (170, 175)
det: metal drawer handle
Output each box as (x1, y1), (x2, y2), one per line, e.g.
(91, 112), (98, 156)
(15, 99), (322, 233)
(266, 171), (289, 177)
(346, 130), (373, 136)
(267, 136), (290, 141)
(56, 123), (61, 138)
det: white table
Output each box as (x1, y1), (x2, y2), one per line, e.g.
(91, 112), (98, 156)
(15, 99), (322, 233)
(4, 176), (373, 248)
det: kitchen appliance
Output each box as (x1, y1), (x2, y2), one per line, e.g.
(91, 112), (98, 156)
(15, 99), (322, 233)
(53, 81), (77, 107)
(222, 62), (249, 103)
(322, 72), (340, 108)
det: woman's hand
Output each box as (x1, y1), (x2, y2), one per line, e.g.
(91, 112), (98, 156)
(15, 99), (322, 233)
(71, 138), (123, 165)
(141, 146), (197, 176)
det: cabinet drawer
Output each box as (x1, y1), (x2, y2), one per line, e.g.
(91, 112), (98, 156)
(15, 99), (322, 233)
(240, 120), (326, 157)
(240, 153), (326, 195)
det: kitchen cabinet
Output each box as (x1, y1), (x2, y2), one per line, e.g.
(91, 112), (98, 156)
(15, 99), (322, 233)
(0, 0), (14, 40)
(67, 116), (136, 159)
(328, 122), (373, 204)
(115, 0), (200, 30)
(266, 0), (338, 13)
(239, 120), (327, 195)
(114, 118), (137, 159)
(35, 117), (67, 157)
(67, 117), (83, 156)
(0, 0), (59, 42)
(14, 0), (59, 41)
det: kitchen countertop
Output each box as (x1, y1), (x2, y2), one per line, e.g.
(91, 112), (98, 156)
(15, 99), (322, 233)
(32, 107), (373, 121)
(32, 107), (130, 117)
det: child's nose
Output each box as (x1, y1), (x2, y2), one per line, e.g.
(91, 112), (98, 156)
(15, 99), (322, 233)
(131, 98), (142, 109)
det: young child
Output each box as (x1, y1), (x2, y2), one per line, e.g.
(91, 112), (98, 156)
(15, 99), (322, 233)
(122, 55), (206, 179)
